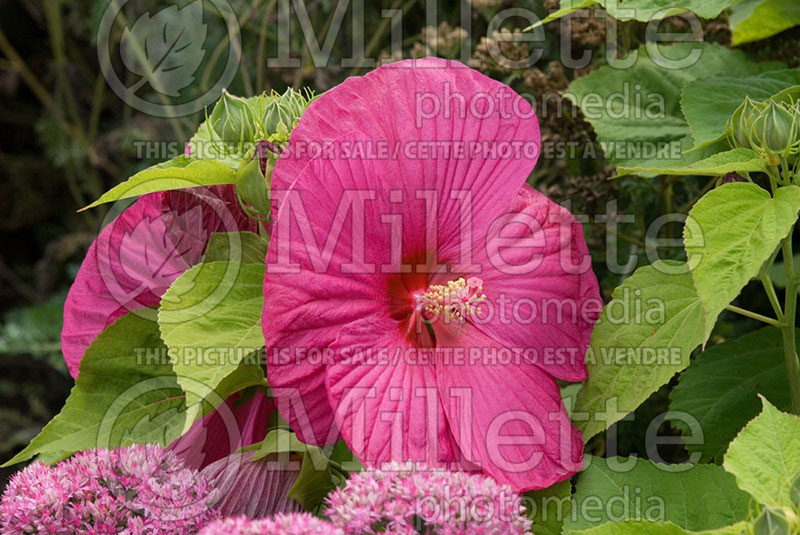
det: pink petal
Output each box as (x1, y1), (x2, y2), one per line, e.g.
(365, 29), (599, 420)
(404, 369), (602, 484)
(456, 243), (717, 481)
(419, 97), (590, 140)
(201, 450), (302, 518)
(170, 391), (274, 470)
(272, 57), (540, 248)
(469, 184), (600, 382)
(263, 152), (404, 446)
(264, 144), (468, 445)
(324, 316), (463, 468)
(436, 324), (584, 492)
(162, 185), (260, 262)
(61, 194), (181, 377)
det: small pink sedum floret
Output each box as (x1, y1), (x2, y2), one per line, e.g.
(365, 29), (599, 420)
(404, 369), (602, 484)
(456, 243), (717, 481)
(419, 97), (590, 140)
(198, 513), (345, 535)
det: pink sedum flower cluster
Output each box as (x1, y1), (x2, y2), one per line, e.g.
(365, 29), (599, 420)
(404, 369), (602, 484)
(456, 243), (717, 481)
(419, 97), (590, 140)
(198, 513), (344, 535)
(325, 463), (532, 535)
(199, 464), (530, 535)
(0, 444), (218, 535)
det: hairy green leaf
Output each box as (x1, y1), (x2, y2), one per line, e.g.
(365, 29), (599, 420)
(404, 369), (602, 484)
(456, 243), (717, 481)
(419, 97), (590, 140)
(685, 183), (800, 338)
(670, 327), (793, 462)
(682, 70), (800, 149)
(724, 397), (800, 508)
(287, 449), (337, 511)
(532, 0), (743, 28)
(575, 261), (706, 440)
(5, 314), (187, 466)
(573, 521), (747, 535)
(730, 0), (800, 46)
(567, 43), (781, 175)
(83, 156), (237, 210)
(526, 480), (572, 535)
(159, 261), (266, 406)
(204, 231), (268, 264)
(618, 149), (766, 177)
(567, 457), (750, 532)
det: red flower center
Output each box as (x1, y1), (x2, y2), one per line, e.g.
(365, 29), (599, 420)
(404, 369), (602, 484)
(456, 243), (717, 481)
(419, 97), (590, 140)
(385, 252), (486, 348)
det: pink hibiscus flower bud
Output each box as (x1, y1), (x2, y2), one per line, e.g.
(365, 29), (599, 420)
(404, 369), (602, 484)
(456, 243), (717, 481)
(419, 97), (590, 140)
(0, 444), (218, 534)
(720, 172), (745, 184)
(199, 451), (303, 518)
(262, 57), (601, 492)
(198, 513), (344, 535)
(325, 463), (532, 534)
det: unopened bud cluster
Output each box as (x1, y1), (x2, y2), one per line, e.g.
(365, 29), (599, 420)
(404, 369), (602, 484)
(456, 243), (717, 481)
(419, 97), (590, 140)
(728, 96), (800, 164)
(199, 88), (314, 218)
(210, 88), (315, 146)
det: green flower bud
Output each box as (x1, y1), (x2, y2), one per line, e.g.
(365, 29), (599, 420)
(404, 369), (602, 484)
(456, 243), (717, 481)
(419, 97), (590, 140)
(727, 96), (766, 150)
(793, 103), (800, 155)
(753, 508), (792, 535)
(280, 88), (304, 117)
(281, 88), (315, 128)
(211, 90), (257, 144)
(262, 100), (292, 135)
(235, 150), (270, 216)
(751, 100), (799, 158)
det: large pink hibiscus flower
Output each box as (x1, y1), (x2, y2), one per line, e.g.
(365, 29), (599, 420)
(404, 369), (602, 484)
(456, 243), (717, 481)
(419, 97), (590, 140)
(62, 185), (272, 470)
(263, 58), (600, 491)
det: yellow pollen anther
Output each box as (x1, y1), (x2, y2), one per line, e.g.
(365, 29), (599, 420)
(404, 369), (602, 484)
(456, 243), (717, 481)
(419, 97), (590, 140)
(419, 277), (486, 323)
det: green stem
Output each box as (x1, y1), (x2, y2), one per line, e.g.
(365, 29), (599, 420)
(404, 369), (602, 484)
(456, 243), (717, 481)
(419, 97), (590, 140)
(239, 59), (254, 97)
(346, 0), (410, 76)
(200, 38), (229, 93)
(114, 3), (187, 141)
(770, 166), (800, 414)
(327, 459), (345, 473)
(659, 176), (675, 243)
(760, 272), (785, 322)
(44, 0), (85, 138)
(292, 36), (310, 90)
(781, 234), (800, 414)
(725, 305), (781, 328)
(0, 29), (53, 108)
(88, 72), (106, 143)
(767, 165), (785, 188)
(256, 0), (279, 91)
(780, 156), (793, 184)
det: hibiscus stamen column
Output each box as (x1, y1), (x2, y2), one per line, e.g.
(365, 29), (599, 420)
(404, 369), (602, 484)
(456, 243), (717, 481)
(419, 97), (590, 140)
(418, 276), (486, 324)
